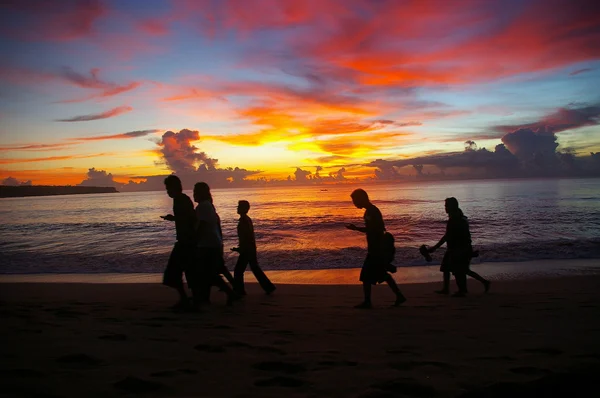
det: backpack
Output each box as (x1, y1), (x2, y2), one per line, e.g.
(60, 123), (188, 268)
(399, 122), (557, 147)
(381, 231), (396, 265)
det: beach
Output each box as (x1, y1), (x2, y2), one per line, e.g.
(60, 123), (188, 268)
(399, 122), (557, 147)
(2, 268), (600, 397)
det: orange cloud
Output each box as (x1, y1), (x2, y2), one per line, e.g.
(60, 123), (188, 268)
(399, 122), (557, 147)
(0, 153), (112, 165)
(0, 143), (76, 152)
(0, 168), (88, 186)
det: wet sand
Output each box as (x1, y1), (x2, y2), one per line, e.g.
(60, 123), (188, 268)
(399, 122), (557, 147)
(1, 273), (600, 397)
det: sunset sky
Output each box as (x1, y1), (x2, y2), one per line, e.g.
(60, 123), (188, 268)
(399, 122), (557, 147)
(1, 0), (599, 188)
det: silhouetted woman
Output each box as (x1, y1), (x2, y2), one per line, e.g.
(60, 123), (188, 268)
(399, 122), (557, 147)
(193, 182), (237, 305)
(428, 197), (490, 297)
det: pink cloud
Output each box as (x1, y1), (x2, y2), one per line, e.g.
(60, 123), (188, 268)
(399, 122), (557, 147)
(176, 0), (599, 87)
(0, 66), (141, 101)
(0, 0), (106, 41)
(56, 106), (133, 122)
(495, 104), (600, 134)
(72, 130), (161, 141)
(138, 19), (170, 36)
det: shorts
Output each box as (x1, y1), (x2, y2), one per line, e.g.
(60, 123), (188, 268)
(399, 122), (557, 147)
(163, 241), (199, 289)
(359, 253), (390, 285)
(440, 250), (471, 274)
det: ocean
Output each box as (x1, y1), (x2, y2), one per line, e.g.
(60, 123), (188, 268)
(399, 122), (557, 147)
(1, 178), (599, 274)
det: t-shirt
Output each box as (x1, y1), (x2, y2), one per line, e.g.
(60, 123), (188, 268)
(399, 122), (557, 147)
(445, 215), (472, 251)
(364, 204), (385, 254)
(173, 193), (196, 244)
(195, 200), (222, 248)
(237, 214), (256, 253)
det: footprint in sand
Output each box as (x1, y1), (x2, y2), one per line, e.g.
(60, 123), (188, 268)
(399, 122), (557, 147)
(149, 337), (178, 343)
(133, 322), (163, 328)
(456, 369), (598, 398)
(264, 329), (295, 336)
(150, 368), (198, 378)
(355, 390), (397, 398)
(474, 355), (515, 362)
(371, 378), (436, 397)
(53, 309), (86, 318)
(385, 348), (421, 357)
(254, 376), (305, 387)
(315, 360), (358, 370)
(510, 366), (552, 376)
(0, 369), (43, 378)
(252, 361), (306, 374)
(56, 353), (102, 368)
(573, 353), (600, 360)
(255, 346), (287, 355)
(194, 343), (226, 353)
(389, 360), (450, 371)
(209, 324), (232, 330)
(272, 339), (291, 346)
(521, 347), (563, 356)
(147, 316), (179, 321)
(98, 333), (128, 341)
(223, 341), (253, 348)
(114, 376), (163, 392)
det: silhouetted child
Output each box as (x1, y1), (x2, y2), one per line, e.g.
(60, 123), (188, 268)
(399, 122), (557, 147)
(346, 189), (406, 308)
(161, 175), (200, 310)
(428, 197), (490, 297)
(193, 182), (237, 306)
(232, 200), (276, 295)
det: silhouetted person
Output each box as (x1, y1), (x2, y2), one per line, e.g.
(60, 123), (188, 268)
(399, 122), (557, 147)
(346, 189), (406, 308)
(214, 210), (236, 286)
(161, 175), (200, 310)
(193, 182), (237, 306)
(232, 200), (276, 295)
(428, 197), (490, 297)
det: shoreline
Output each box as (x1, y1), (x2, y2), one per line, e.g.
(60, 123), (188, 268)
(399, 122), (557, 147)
(1, 258), (599, 284)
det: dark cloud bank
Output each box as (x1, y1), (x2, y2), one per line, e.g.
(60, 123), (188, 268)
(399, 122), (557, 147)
(371, 104), (600, 181)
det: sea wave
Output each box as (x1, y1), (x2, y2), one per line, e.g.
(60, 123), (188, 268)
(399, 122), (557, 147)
(1, 238), (599, 274)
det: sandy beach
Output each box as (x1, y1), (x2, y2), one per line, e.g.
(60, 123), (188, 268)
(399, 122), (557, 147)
(2, 268), (600, 397)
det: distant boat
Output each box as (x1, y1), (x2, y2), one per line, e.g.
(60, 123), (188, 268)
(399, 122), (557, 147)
(320, 189), (328, 191)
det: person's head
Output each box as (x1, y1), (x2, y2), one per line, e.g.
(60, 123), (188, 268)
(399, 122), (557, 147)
(444, 197), (460, 215)
(350, 188), (370, 209)
(193, 182), (213, 203)
(164, 175), (182, 198)
(237, 200), (250, 215)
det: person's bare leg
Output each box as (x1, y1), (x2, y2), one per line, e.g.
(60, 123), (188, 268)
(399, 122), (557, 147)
(355, 282), (372, 308)
(436, 271), (450, 294)
(452, 273), (468, 297)
(385, 274), (406, 306)
(466, 270), (491, 292)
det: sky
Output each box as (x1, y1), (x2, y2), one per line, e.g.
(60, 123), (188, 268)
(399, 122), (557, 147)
(0, 0), (599, 189)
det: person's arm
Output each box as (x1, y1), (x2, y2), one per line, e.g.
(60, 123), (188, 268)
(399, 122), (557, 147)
(428, 235), (446, 252)
(345, 223), (367, 233)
